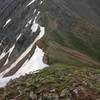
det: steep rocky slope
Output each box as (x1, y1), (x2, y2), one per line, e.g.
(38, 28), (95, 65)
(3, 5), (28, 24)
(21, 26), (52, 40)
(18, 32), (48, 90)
(0, 0), (100, 99)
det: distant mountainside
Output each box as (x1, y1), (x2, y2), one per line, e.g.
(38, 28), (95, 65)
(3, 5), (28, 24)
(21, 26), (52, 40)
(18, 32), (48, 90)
(0, 0), (100, 99)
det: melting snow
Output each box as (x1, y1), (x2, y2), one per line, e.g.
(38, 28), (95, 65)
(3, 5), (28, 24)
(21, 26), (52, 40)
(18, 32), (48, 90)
(4, 59), (9, 65)
(25, 19), (32, 27)
(0, 46), (48, 87)
(31, 11), (40, 33)
(8, 44), (15, 57)
(26, 0), (36, 7)
(3, 19), (11, 28)
(4, 44), (15, 65)
(31, 23), (38, 33)
(0, 52), (6, 60)
(0, 78), (11, 87)
(0, 43), (15, 61)
(0, 1), (48, 87)
(40, 0), (43, 5)
(14, 46), (48, 76)
(16, 34), (22, 41)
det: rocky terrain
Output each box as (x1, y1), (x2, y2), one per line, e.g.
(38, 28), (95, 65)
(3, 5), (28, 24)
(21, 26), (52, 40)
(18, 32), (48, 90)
(0, 65), (100, 99)
(0, 0), (100, 99)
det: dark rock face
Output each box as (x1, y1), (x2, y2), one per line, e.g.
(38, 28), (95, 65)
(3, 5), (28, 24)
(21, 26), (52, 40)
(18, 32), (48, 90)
(0, 0), (41, 54)
(0, 0), (44, 78)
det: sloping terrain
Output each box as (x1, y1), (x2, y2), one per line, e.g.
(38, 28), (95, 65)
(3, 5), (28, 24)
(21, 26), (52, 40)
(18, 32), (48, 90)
(0, 0), (48, 87)
(0, 0), (100, 99)
(0, 65), (100, 99)
(39, 0), (100, 63)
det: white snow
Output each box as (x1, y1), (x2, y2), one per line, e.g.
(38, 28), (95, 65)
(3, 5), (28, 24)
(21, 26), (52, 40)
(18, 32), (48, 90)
(4, 44), (15, 65)
(31, 11), (40, 33)
(25, 19), (32, 27)
(13, 46), (48, 77)
(16, 34), (22, 41)
(28, 19), (32, 24)
(25, 24), (28, 27)
(31, 23), (38, 33)
(0, 46), (48, 87)
(0, 77), (11, 87)
(26, 0), (36, 7)
(0, 43), (15, 61)
(3, 19), (11, 28)
(0, 52), (6, 60)
(4, 59), (9, 65)
(8, 44), (15, 57)
(40, 0), (43, 4)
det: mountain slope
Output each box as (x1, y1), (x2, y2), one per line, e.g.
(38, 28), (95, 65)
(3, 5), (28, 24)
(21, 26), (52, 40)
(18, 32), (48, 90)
(38, 0), (100, 67)
(0, 0), (100, 99)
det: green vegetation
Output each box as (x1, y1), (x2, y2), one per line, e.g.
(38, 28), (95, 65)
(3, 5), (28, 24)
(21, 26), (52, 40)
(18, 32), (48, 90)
(67, 32), (100, 62)
(0, 64), (100, 99)
(51, 30), (65, 46)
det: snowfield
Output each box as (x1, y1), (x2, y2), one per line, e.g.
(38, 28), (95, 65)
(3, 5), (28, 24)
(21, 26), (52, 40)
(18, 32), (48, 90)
(0, 46), (48, 87)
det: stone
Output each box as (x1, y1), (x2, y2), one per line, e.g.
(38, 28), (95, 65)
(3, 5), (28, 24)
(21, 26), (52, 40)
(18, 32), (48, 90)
(29, 91), (37, 100)
(60, 88), (69, 97)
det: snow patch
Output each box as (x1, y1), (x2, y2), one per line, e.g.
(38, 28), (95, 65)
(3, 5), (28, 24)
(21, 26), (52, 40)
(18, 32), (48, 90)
(31, 11), (40, 33)
(16, 34), (22, 41)
(0, 52), (6, 60)
(4, 44), (15, 65)
(31, 23), (38, 33)
(13, 46), (48, 76)
(40, 0), (43, 5)
(25, 19), (32, 27)
(8, 44), (15, 57)
(26, 0), (36, 7)
(4, 59), (9, 66)
(0, 46), (48, 87)
(3, 19), (11, 28)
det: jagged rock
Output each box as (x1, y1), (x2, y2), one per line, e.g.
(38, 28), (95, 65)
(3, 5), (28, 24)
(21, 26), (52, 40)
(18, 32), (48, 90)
(17, 86), (23, 95)
(49, 89), (56, 93)
(29, 91), (37, 100)
(60, 88), (69, 98)
(43, 93), (59, 100)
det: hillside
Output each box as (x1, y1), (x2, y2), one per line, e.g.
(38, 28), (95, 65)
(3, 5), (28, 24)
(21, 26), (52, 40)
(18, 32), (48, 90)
(0, 65), (100, 99)
(0, 0), (100, 99)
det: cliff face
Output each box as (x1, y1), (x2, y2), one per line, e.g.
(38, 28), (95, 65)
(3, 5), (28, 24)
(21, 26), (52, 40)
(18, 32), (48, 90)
(0, 0), (48, 86)
(0, 0), (100, 99)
